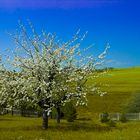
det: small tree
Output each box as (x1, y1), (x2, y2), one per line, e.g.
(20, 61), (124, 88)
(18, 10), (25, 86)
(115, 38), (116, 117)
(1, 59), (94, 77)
(0, 22), (109, 129)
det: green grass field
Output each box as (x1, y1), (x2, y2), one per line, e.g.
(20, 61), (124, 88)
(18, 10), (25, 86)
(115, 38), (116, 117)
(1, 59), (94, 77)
(78, 67), (140, 118)
(1, 115), (140, 140)
(0, 67), (140, 140)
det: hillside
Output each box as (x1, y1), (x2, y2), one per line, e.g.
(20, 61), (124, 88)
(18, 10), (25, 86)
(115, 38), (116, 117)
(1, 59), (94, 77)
(78, 67), (140, 118)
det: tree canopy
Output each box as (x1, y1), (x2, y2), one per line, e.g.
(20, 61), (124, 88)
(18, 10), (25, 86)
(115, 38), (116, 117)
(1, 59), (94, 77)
(0, 22), (109, 128)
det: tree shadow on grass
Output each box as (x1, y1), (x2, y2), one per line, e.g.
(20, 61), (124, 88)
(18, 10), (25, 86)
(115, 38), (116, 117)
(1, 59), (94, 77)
(0, 119), (14, 121)
(47, 122), (112, 132)
(0, 122), (113, 132)
(0, 117), (117, 132)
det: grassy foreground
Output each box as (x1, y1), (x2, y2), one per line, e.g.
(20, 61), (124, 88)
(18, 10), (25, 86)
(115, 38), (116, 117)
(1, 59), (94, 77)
(1, 115), (140, 140)
(1, 67), (140, 139)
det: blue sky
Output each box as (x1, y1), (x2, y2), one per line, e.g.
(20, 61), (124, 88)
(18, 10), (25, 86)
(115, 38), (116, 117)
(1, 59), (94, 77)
(0, 0), (140, 68)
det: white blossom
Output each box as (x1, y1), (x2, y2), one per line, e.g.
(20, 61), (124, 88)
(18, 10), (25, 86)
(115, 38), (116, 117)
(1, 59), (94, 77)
(0, 23), (109, 115)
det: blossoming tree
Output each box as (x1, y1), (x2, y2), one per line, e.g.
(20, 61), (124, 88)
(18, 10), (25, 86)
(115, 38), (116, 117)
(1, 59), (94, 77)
(0, 23), (109, 129)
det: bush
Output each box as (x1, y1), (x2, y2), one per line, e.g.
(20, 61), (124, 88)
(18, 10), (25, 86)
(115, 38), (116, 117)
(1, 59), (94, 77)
(107, 120), (116, 127)
(119, 113), (127, 123)
(50, 108), (64, 119)
(100, 112), (109, 123)
(63, 102), (77, 122)
(126, 92), (140, 113)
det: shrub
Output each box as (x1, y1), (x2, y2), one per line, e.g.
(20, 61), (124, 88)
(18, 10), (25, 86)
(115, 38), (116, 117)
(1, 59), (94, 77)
(107, 120), (116, 127)
(125, 92), (140, 113)
(100, 112), (109, 123)
(63, 101), (77, 122)
(50, 108), (64, 119)
(119, 113), (127, 123)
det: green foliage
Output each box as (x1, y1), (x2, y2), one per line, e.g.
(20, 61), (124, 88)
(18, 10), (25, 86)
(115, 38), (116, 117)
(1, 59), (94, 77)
(63, 101), (77, 122)
(107, 120), (116, 127)
(51, 108), (64, 119)
(100, 112), (109, 123)
(119, 113), (127, 123)
(126, 92), (140, 113)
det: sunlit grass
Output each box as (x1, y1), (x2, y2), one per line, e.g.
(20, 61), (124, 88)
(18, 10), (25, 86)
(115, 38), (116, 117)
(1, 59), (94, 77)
(1, 115), (140, 140)
(1, 67), (140, 139)
(79, 67), (140, 116)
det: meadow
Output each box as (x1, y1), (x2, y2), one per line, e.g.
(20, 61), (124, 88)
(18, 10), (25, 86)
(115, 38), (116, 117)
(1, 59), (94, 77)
(0, 67), (140, 140)
(81, 67), (140, 117)
(1, 116), (140, 140)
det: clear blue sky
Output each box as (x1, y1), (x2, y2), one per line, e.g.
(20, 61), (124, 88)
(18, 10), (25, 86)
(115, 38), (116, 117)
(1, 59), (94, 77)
(0, 0), (140, 68)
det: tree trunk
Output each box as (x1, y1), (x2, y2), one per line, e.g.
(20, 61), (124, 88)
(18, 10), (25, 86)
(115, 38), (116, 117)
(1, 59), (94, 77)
(50, 111), (52, 119)
(21, 109), (24, 117)
(11, 106), (13, 116)
(42, 110), (48, 129)
(56, 107), (60, 124)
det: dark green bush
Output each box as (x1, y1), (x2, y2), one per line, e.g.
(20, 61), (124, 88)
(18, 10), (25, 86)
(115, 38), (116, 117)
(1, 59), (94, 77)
(119, 113), (127, 123)
(107, 120), (116, 127)
(100, 112), (109, 123)
(50, 108), (64, 119)
(126, 92), (140, 113)
(63, 101), (77, 122)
